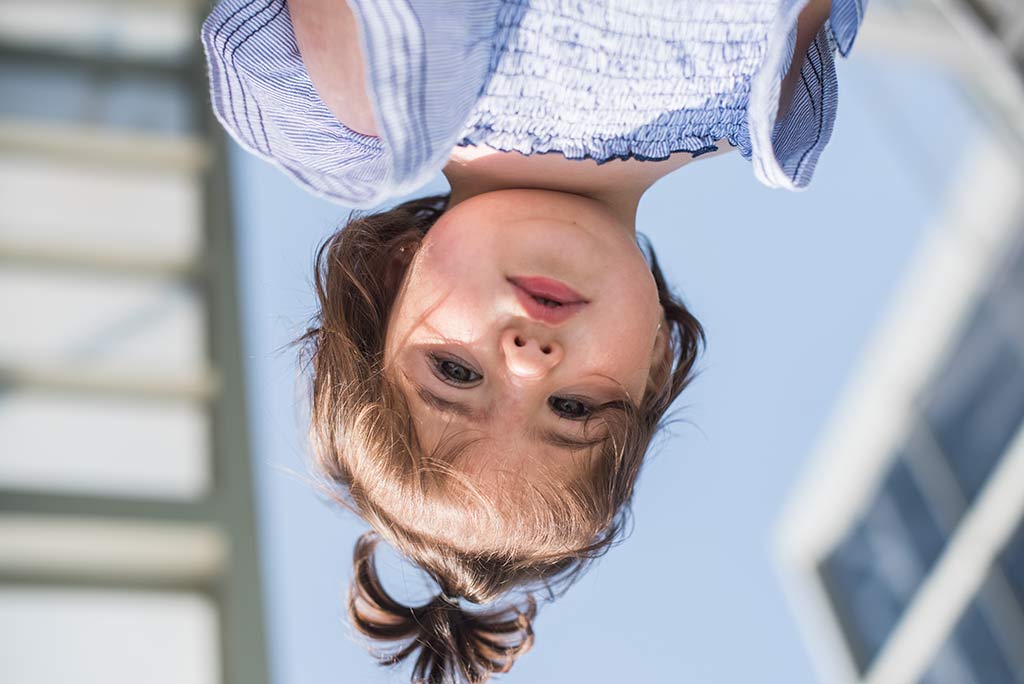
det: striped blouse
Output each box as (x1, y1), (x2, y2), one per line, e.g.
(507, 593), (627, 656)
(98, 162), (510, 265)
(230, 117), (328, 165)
(202, 0), (866, 208)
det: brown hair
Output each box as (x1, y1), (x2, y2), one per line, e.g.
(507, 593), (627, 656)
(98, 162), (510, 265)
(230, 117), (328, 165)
(298, 194), (703, 683)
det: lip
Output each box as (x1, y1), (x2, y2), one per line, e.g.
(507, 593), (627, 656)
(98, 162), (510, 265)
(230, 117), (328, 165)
(508, 276), (588, 325)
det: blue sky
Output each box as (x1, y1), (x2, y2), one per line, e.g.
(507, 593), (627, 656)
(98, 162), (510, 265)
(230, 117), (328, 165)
(228, 52), (980, 684)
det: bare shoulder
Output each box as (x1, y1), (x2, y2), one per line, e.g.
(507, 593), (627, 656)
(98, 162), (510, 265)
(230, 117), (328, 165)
(778, 0), (833, 118)
(800, 0), (833, 28)
(288, 0), (379, 137)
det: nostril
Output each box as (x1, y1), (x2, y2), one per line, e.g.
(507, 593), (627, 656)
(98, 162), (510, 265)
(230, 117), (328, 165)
(514, 336), (525, 347)
(540, 345), (552, 355)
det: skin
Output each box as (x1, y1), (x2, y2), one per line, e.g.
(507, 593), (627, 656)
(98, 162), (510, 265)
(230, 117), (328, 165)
(289, 0), (833, 471)
(383, 188), (665, 478)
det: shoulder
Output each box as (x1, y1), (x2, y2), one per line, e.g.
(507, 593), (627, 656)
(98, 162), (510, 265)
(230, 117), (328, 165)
(202, 0), (389, 206)
(288, 0), (380, 137)
(778, 0), (833, 118)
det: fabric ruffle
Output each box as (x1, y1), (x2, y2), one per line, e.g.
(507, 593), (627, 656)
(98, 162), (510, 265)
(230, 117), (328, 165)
(741, 0), (865, 190)
(201, 0), (387, 206)
(201, 0), (866, 205)
(459, 0), (771, 163)
(461, 0), (866, 189)
(201, 0), (498, 207)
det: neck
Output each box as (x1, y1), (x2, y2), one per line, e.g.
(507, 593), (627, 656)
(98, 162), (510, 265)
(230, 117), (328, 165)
(443, 145), (688, 232)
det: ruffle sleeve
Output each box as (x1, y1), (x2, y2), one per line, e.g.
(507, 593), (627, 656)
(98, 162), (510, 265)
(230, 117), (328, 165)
(738, 0), (867, 190)
(201, 0), (500, 208)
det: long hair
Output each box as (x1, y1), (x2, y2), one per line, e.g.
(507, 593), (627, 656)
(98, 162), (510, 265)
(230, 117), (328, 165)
(297, 194), (704, 683)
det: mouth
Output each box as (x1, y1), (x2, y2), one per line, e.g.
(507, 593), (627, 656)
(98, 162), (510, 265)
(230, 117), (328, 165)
(507, 276), (589, 325)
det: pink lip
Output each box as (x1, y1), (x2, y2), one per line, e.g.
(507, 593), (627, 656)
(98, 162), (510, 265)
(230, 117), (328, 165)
(509, 277), (587, 304)
(508, 276), (588, 325)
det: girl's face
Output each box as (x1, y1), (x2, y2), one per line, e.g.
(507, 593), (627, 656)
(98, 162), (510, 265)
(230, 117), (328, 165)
(384, 189), (664, 477)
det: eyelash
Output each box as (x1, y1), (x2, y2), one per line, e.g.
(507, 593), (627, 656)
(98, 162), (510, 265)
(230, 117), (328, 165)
(428, 354), (595, 420)
(548, 396), (594, 421)
(429, 353), (482, 386)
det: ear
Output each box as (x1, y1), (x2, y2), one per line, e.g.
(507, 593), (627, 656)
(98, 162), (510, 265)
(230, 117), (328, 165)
(383, 242), (417, 295)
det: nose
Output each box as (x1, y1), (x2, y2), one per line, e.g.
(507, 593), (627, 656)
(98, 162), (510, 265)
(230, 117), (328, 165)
(500, 328), (563, 379)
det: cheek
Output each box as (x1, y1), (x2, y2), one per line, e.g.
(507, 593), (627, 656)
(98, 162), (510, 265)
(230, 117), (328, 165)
(420, 300), (489, 341)
(424, 240), (469, 278)
(594, 290), (661, 393)
(418, 228), (500, 290)
(398, 254), (496, 342)
(607, 324), (657, 393)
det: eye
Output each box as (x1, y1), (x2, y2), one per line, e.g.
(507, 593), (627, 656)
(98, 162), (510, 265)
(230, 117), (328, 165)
(549, 396), (593, 421)
(429, 354), (482, 386)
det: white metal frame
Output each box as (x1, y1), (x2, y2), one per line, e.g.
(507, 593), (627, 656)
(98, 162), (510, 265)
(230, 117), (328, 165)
(0, 4), (269, 681)
(773, 133), (1024, 684)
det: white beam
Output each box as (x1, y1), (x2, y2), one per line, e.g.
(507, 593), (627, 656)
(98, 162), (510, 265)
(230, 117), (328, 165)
(0, 515), (227, 583)
(0, 121), (209, 171)
(865, 423), (1024, 684)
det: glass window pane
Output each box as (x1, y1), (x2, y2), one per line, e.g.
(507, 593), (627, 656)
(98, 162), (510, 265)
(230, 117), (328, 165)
(0, 390), (210, 500)
(0, 265), (206, 380)
(969, 0), (1023, 28)
(920, 593), (1021, 684)
(0, 57), (196, 136)
(0, 1), (195, 63)
(0, 154), (202, 267)
(0, 587), (219, 684)
(1001, 519), (1024, 615)
(923, 301), (1024, 501)
(819, 457), (947, 672)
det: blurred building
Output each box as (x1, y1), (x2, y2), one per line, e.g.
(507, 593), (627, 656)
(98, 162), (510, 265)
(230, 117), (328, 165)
(776, 2), (1024, 684)
(0, 1), (267, 683)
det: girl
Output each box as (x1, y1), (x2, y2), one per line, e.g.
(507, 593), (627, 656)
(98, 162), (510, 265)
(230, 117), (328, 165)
(202, 0), (862, 682)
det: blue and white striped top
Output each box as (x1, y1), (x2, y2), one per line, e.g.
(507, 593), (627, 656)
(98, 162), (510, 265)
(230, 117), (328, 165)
(202, 0), (866, 208)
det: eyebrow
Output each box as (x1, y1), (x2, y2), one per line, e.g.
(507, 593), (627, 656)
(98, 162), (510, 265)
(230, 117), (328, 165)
(535, 428), (607, 451)
(413, 384), (607, 452)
